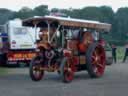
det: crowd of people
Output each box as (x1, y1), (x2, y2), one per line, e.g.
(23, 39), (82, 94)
(111, 43), (128, 63)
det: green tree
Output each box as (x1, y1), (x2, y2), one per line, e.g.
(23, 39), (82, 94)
(99, 6), (114, 43)
(14, 7), (34, 19)
(51, 8), (59, 13)
(34, 5), (49, 16)
(78, 7), (103, 21)
(115, 7), (128, 44)
(0, 8), (14, 24)
(99, 6), (114, 23)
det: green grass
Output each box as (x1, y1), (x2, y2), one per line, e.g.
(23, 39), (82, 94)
(117, 46), (125, 60)
(0, 67), (7, 75)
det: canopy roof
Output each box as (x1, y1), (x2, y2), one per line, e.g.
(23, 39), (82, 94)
(22, 15), (111, 32)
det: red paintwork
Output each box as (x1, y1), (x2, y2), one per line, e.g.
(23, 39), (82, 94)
(64, 69), (74, 82)
(63, 49), (72, 57)
(78, 43), (87, 53)
(63, 58), (75, 82)
(91, 45), (106, 76)
(99, 39), (106, 47)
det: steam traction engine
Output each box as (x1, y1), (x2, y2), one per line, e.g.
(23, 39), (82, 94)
(22, 16), (111, 83)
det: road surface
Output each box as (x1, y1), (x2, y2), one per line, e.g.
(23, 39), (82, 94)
(0, 62), (128, 96)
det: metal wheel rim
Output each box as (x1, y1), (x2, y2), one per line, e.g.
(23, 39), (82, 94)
(64, 60), (74, 81)
(32, 59), (43, 79)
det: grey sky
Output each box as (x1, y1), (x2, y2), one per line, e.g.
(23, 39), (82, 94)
(0, 0), (128, 11)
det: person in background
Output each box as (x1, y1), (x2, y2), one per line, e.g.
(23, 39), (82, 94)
(0, 32), (8, 65)
(122, 43), (128, 63)
(111, 44), (117, 63)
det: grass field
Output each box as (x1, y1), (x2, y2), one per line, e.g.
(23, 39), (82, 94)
(0, 67), (7, 75)
(117, 46), (125, 61)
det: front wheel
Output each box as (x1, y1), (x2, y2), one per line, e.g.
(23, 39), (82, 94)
(60, 58), (74, 83)
(86, 43), (106, 78)
(29, 56), (44, 81)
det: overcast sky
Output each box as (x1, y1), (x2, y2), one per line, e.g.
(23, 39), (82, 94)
(0, 0), (128, 12)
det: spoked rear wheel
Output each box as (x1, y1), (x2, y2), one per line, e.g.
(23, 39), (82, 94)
(86, 43), (106, 78)
(60, 58), (74, 83)
(29, 56), (44, 81)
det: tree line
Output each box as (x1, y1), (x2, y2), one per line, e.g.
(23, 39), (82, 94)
(0, 5), (128, 45)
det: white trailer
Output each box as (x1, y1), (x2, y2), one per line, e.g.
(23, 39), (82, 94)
(0, 19), (36, 66)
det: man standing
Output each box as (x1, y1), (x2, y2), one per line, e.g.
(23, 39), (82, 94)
(122, 43), (128, 63)
(0, 32), (8, 66)
(112, 44), (117, 63)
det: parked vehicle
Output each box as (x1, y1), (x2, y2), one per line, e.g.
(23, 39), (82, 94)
(22, 16), (111, 83)
(0, 19), (36, 66)
(105, 43), (113, 65)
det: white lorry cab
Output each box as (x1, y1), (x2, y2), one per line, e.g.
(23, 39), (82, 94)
(0, 19), (36, 66)
(8, 19), (36, 50)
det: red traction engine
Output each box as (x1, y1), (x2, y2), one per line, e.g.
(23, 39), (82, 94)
(22, 16), (111, 83)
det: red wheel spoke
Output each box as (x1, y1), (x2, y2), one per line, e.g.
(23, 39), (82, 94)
(96, 63), (104, 68)
(93, 52), (97, 57)
(92, 60), (97, 64)
(92, 56), (96, 59)
(99, 54), (105, 59)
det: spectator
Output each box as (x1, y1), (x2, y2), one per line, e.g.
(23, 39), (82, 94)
(111, 44), (117, 63)
(122, 43), (128, 63)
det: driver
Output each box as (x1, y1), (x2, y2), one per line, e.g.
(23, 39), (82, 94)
(39, 28), (48, 43)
